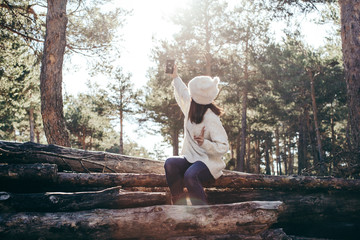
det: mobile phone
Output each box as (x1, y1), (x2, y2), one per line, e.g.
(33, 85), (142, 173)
(165, 59), (175, 74)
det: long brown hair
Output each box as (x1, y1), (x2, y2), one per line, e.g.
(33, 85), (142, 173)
(188, 99), (223, 124)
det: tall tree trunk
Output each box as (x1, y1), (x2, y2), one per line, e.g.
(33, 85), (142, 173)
(288, 135), (294, 175)
(305, 107), (314, 169)
(282, 126), (288, 175)
(29, 106), (35, 142)
(275, 126), (282, 175)
(298, 115), (305, 175)
(339, 0), (360, 152)
(265, 138), (271, 175)
(269, 146), (275, 175)
(119, 109), (123, 154)
(246, 127), (251, 172)
(237, 88), (247, 172)
(81, 130), (86, 150)
(237, 37), (250, 172)
(235, 129), (241, 170)
(40, 0), (70, 147)
(35, 129), (40, 143)
(254, 137), (261, 174)
(307, 70), (326, 175)
(330, 103), (336, 174)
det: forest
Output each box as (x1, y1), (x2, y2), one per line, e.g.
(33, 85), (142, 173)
(1, 0), (359, 179)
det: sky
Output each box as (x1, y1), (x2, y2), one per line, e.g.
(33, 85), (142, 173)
(63, 0), (333, 157)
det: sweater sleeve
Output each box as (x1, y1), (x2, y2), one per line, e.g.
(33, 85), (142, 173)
(172, 76), (191, 116)
(201, 116), (229, 158)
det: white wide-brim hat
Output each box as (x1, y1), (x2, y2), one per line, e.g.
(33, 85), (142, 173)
(188, 76), (220, 105)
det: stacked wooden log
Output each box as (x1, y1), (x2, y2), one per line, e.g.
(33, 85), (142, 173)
(1, 141), (360, 239)
(0, 141), (288, 240)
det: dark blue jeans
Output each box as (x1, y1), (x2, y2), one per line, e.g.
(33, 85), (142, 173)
(164, 156), (214, 205)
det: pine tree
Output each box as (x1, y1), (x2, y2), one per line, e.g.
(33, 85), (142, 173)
(1, 0), (129, 146)
(106, 67), (138, 154)
(261, 0), (360, 173)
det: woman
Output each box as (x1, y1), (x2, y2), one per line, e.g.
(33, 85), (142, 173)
(164, 65), (229, 205)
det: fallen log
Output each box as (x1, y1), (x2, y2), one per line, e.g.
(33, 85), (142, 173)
(122, 186), (360, 223)
(168, 234), (262, 240)
(206, 188), (360, 239)
(0, 163), (59, 193)
(167, 228), (290, 240)
(0, 187), (168, 212)
(0, 140), (164, 173)
(1, 141), (359, 191)
(3, 169), (360, 192)
(217, 172), (360, 191)
(0, 163), (57, 181)
(55, 172), (360, 192)
(0, 201), (283, 240)
(205, 188), (360, 222)
(56, 172), (166, 189)
(2, 165), (360, 195)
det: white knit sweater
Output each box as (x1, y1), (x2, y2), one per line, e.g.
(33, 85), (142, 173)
(172, 76), (229, 179)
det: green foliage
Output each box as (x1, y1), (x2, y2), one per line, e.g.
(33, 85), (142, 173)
(65, 1), (130, 57)
(171, 0), (230, 75)
(64, 83), (151, 157)
(140, 44), (184, 151)
(255, 25), (347, 175)
(0, 0), (129, 144)
(257, 0), (337, 19)
(0, 0), (44, 53)
(143, 0), (353, 177)
(0, 18), (42, 141)
(2, 0), (355, 177)
(106, 67), (137, 118)
(64, 92), (112, 150)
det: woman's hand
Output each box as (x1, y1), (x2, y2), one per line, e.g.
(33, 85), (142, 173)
(171, 64), (178, 79)
(194, 126), (205, 146)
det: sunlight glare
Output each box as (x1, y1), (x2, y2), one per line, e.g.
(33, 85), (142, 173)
(113, 0), (189, 91)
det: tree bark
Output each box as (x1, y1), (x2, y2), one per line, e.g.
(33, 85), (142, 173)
(165, 228), (290, 240)
(0, 141), (164, 174)
(254, 137), (261, 174)
(282, 126), (288, 175)
(2, 160), (360, 193)
(238, 87), (247, 172)
(205, 187), (360, 238)
(0, 163), (57, 181)
(0, 201), (283, 240)
(246, 126), (251, 172)
(53, 172), (360, 192)
(235, 129), (241, 170)
(29, 106), (35, 142)
(288, 135), (294, 175)
(307, 69), (326, 174)
(339, 0), (360, 152)
(206, 188), (360, 221)
(56, 172), (167, 190)
(264, 138), (271, 175)
(40, 0), (70, 147)
(0, 187), (167, 212)
(298, 115), (304, 175)
(275, 126), (281, 175)
(119, 109), (123, 154)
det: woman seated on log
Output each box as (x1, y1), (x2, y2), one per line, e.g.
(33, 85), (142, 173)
(164, 64), (229, 205)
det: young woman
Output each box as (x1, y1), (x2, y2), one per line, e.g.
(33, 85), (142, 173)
(164, 65), (229, 205)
